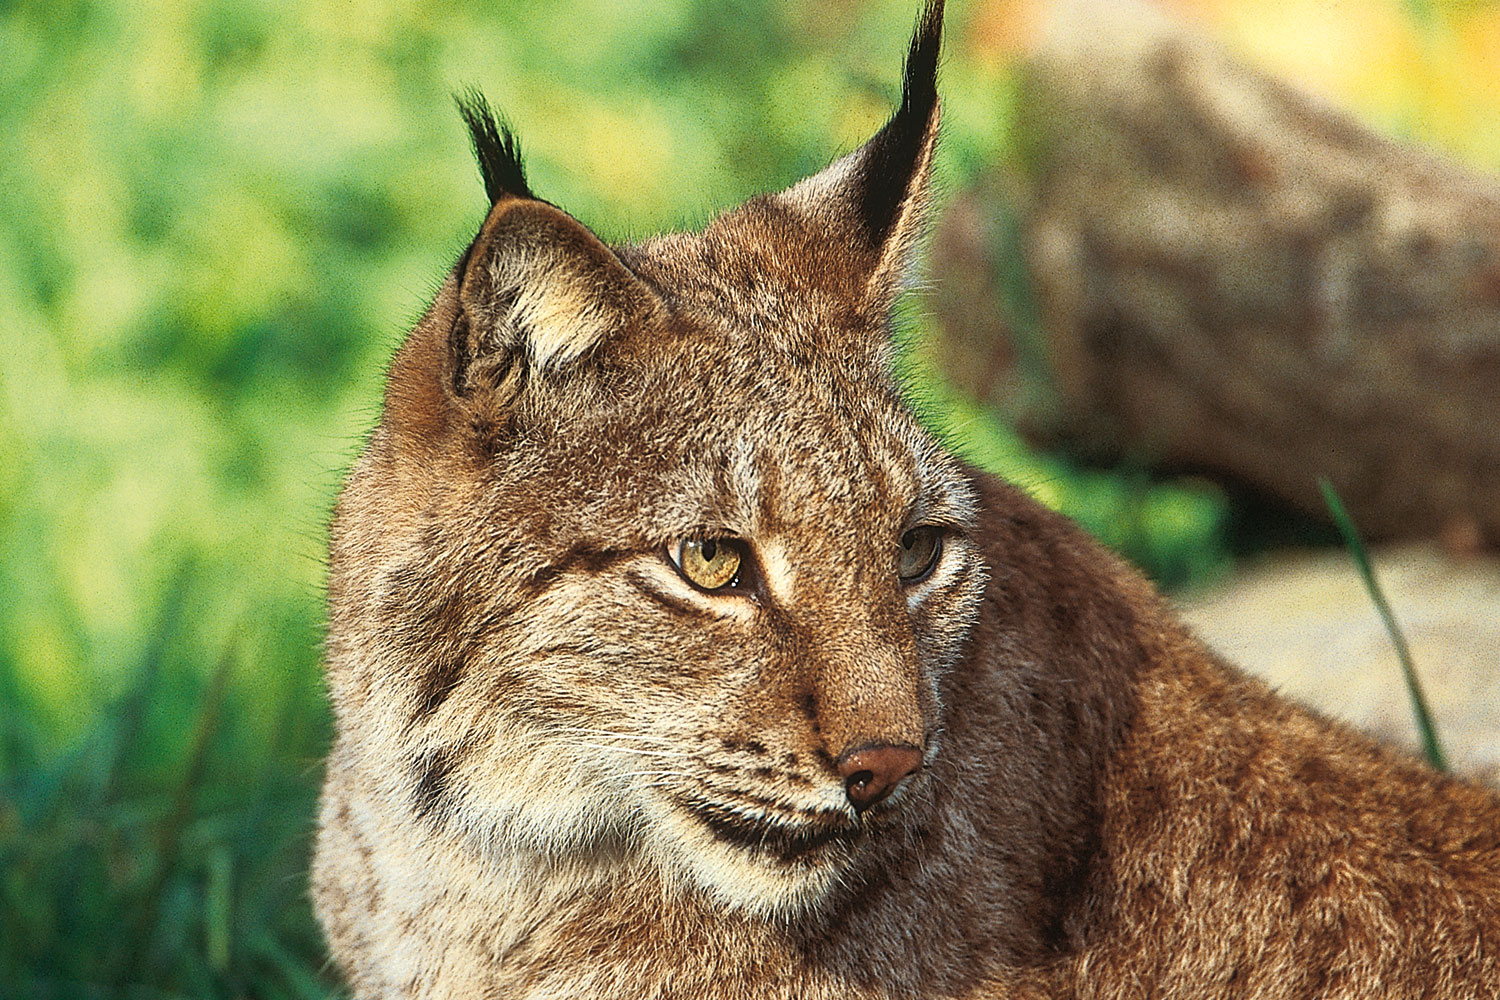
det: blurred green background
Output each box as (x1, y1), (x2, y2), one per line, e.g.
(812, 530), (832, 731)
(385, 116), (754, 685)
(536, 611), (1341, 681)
(3, 0), (1497, 996)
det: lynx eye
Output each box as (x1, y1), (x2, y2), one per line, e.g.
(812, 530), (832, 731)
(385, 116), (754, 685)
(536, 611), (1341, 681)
(897, 526), (942, 583)
(673, 538), (745, 591)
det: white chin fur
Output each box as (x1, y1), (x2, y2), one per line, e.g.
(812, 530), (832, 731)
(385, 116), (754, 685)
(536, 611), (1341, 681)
(649, 805), (847, 919)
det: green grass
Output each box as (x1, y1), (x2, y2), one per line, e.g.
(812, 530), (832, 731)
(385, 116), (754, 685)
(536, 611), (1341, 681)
(1319, 479), (1448, 773)
(0, 562), (336, 999)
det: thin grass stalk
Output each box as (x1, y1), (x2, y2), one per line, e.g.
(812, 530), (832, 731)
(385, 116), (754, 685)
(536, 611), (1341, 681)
(110, 637), (237, 988)
(1318, 478), (1448, 773)
(97, 559), (197, 808)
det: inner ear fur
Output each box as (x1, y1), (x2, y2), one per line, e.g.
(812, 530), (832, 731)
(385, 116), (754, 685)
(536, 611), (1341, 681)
(448, 197), (663, 402)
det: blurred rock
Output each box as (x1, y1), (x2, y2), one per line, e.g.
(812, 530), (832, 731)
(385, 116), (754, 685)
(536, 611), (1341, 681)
(933, 0), (1500, 545)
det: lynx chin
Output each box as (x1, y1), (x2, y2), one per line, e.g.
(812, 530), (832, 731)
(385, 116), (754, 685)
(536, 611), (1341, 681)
(313, 2), (1500, 997)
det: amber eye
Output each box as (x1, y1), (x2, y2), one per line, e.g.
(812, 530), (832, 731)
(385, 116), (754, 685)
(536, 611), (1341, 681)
(897, 526), (941, 583)
(673, 538), (745, 591)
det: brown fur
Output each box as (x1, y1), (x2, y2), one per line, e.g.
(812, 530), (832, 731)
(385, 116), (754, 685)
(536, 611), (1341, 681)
(314, 3), (1500, 996)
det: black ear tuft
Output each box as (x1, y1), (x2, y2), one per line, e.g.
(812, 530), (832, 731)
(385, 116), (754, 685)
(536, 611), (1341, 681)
(901, 0), (944, 127)
(857, 0), (943, 246)
(454, 88), (534, 205)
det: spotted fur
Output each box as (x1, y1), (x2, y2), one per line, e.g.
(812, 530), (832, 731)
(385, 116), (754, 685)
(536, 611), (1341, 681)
(314, 3), (1500, 996)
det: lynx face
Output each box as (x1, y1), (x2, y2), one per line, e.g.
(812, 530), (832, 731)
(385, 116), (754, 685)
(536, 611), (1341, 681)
(324, 3), (963, 917)
(426, 335), (982, 913)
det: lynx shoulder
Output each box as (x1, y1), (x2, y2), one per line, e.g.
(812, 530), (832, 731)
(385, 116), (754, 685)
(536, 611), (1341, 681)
(313, 3), (1500, 996)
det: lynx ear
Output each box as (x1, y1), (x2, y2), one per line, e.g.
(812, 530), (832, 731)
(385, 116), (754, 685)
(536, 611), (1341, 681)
(446, 94), (662, 402)
(779, 0), (943, 310)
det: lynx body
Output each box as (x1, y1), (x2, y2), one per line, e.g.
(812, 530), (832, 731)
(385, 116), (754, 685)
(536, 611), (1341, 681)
(313, 4), (1500, 996)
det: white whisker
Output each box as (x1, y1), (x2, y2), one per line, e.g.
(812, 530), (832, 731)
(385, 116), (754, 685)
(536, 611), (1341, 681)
(577, 742), (689, 759)
(633, 780), (689, 793)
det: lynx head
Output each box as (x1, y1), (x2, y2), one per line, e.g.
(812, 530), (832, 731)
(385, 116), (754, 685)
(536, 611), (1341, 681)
(326, 0), (981, 917)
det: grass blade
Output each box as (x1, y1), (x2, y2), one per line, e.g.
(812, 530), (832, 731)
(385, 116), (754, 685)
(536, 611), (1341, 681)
(1318, 478), (1447, 773)
(110, 634), (237, 987)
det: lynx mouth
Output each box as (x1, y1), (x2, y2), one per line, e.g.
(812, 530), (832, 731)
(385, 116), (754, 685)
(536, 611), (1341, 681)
(680, 798), (862, 864)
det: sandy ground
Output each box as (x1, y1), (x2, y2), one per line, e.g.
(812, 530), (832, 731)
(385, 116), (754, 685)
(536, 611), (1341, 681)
(1177, 544), (1500, 779)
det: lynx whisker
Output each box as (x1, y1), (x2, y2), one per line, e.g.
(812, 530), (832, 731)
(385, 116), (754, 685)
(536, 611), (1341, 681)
(632, 779), (701, 796)
(550, 726), (681, 746)
(577, 743), (691, 760)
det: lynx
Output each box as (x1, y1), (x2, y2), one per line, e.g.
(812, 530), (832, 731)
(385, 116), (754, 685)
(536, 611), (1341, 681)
(313, 3), (1500, 996)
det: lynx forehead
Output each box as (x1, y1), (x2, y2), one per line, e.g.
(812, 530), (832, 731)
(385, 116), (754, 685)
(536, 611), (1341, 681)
(315, 3), (1500, 997)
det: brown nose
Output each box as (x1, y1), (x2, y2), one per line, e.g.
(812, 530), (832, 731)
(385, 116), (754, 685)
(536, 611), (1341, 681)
(836, 744), (922, 812)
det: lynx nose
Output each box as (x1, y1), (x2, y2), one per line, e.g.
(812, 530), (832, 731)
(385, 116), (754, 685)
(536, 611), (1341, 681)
(837, 744), (922, 812)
